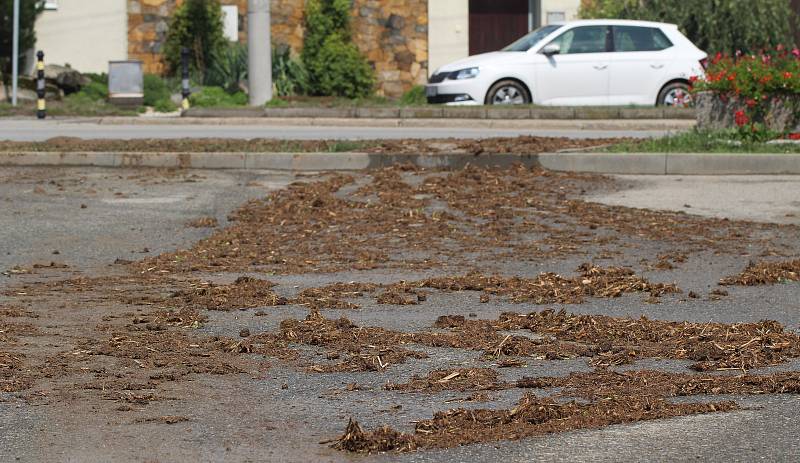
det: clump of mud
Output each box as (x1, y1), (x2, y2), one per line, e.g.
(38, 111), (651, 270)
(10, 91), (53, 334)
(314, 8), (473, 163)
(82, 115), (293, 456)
(720, 259), (800, 286)
(186, 217), (218, 228)
(136, 166), (787, 276)
(418, 263), (679, 305)
(385, 368), (507, 392)
(170, 277), (287, 311)
(329, 394), (738, 453)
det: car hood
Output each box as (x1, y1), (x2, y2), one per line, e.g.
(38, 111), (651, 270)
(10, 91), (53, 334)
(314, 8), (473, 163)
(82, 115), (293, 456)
(435, 51), (523, 74)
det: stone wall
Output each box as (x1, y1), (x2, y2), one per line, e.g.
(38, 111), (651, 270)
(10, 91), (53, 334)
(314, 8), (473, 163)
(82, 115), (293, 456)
(695, 92), (800, 133)
(128, 0), (247, 75)
(127, 0), (428, 97)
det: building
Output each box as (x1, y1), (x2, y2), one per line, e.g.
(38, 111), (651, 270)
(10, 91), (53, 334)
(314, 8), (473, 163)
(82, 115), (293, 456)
(34, 0), (580, 97)
(430, 1), (580, 76)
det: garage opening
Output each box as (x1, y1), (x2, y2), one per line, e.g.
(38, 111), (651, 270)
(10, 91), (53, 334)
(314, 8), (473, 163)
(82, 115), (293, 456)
(469, 0), (540, 55)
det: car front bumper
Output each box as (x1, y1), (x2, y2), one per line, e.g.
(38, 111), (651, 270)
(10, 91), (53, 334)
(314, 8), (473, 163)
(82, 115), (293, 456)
(425, 80), (483, 105)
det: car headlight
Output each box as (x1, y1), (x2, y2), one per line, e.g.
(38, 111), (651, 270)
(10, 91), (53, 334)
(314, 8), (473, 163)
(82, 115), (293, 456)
(449, 67), (480, 80)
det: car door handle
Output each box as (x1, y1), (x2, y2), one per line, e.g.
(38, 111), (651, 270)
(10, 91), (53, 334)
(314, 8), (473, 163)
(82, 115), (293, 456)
(593, 64), (608, 70)
(650, 64), (665, 69)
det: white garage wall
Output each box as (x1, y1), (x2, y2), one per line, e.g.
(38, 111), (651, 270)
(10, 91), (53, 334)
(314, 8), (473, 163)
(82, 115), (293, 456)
(541, 0), (581, 24)
(428, 0), (469, 76)
(35, 0), (128, 73)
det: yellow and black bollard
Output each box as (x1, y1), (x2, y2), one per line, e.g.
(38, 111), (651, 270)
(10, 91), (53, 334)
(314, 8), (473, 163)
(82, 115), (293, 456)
(181, 47), (191, 111)
(36, 51), (46, 119)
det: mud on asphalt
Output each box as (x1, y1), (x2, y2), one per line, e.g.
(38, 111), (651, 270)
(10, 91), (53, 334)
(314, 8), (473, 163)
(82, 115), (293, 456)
(1, 162), (800, 459)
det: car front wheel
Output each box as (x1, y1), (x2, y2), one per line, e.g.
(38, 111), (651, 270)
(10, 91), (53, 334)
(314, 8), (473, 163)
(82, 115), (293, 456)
(486, 80), (531, 105)
(657, 82), (693, 107)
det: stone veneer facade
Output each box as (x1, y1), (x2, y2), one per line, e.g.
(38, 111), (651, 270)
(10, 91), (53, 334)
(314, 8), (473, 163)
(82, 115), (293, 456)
(127, 0), (428, 97)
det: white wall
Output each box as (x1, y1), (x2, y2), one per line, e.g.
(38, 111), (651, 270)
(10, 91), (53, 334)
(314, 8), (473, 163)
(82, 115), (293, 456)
(541, 0), (581, 24)
(428, 0), (469, 75)
(35, 0), (128, 73)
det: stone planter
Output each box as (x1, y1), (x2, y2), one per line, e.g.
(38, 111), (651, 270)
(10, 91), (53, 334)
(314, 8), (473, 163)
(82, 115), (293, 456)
(695, 91), (800, 132)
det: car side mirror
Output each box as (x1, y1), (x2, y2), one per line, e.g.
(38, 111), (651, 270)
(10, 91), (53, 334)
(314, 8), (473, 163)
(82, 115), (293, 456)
(542, 43), (561, 56)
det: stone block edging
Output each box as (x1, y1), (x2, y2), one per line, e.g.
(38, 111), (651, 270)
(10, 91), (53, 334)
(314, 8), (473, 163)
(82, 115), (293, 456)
(186, 106), (696, 120)
(1, 151), (797, 174)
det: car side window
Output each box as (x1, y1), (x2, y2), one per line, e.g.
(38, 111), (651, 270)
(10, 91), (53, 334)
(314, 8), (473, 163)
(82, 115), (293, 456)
(547, 26), (610, 54)
(613, 26), (674, 52)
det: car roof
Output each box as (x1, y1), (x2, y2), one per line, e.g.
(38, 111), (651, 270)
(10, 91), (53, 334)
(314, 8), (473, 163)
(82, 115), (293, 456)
(550, 19), (678, 28)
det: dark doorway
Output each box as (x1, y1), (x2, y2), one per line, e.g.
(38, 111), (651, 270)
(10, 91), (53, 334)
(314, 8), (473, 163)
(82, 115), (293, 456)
(469, 0), (531, 55)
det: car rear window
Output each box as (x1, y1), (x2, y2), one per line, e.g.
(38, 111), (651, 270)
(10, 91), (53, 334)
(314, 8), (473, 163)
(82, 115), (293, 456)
(613, 26), (673, 52)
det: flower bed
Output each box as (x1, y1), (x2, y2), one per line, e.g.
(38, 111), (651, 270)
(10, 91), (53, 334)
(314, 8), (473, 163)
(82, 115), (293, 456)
(693, 47), (800, 139)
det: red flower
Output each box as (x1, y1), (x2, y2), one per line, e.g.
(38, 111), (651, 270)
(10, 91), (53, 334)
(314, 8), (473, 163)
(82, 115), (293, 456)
(689, 75), (699, 84)
(793, 48), (800, 58)
(712, 52), (723, 64)
(759, 75), (772, 84)
(745, 99), (757, 108)
(789, 133), (800, 140)
(727, 73), (737, 81)
(784, 72), (793, 79)
(734, 110), (749, 127)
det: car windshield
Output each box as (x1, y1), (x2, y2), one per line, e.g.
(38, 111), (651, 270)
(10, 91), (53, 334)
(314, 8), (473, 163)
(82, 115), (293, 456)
(502, 25), (562, 52)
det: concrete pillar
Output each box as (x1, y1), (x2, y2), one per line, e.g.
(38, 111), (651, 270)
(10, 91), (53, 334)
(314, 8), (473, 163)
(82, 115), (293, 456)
(248, 0), (272, 106)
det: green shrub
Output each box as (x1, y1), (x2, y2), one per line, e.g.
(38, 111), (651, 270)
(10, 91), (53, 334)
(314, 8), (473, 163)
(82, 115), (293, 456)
(399, 85), (427, 106)
(206, 42), (248, 92)
(57, 92), (133, 116)
(313, 36), (375, 98)
(143, 74), (172, 107)
(579, 0), (797, 54)
(83, 73), (108, 85)
(265, 98), (289, 107)
(301, 0), (375, 98)
(189, 86), (247, 107)
(154, 98), (178, 113)
(163, 0), (226, 78)
(273, 45), (309, 97)
(80, 81), (108, 101)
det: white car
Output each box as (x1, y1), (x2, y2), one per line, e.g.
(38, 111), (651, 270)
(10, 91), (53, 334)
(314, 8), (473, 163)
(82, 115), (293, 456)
(426, 19), (707, 107)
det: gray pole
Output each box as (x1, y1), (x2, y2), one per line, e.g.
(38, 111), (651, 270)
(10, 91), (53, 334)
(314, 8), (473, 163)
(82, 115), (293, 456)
(11, 0), (20, 106)
(247, 0), (272, 106)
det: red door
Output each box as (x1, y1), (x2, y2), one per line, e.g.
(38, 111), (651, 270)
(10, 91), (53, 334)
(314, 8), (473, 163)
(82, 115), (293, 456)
(469, 0), (530, 55)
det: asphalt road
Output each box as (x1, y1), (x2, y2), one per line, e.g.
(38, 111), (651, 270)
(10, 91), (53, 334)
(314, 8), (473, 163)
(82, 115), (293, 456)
(1, 167), (798, 463)
(0, 119), (676, 141)
(590, 175), (800, 225)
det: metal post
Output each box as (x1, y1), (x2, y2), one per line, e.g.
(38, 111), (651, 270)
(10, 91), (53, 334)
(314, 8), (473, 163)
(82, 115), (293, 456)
(181, 47), (191, 111)
(36, 51), (45, 119)
(248, 0), (272, 106)
(11, 0), (20, 106)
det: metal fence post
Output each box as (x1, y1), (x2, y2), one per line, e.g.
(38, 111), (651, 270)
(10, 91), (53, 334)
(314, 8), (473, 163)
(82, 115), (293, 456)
(36, 51), (46, 119)
(11, 0), (20, 106)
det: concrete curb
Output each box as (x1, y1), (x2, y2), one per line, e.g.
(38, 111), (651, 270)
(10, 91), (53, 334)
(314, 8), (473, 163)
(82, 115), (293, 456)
(184, 106), (696, 120)
(86, 116), (695, 131)
(0, 151), (539, 171)
(539, 153), (800, 175)
(1, 151), (798, 174)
